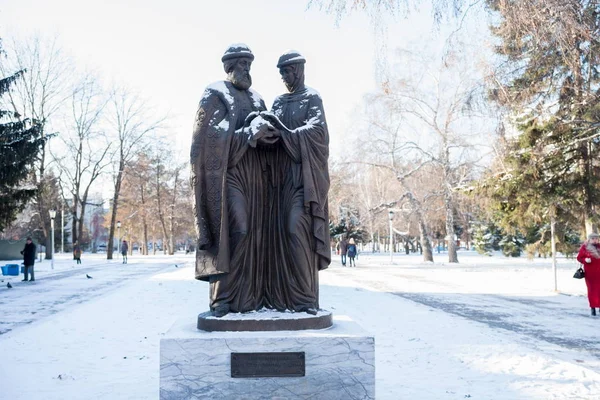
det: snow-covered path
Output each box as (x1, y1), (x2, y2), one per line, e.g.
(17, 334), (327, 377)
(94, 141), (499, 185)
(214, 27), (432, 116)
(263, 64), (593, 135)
(0, 251), (599, 399)
(332, 256), (600, 362)
(0, 255), (188, 335)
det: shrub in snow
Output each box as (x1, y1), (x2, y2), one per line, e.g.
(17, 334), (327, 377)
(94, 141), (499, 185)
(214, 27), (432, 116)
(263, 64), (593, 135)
(499, 233), (525, 257)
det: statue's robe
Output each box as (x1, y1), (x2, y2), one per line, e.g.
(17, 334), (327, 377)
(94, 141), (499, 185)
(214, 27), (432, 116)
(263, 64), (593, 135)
(190, 80), (266, 312)
(265, 86), (331, 312)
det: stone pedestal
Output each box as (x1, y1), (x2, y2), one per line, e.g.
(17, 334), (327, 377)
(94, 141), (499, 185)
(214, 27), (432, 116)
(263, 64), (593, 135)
(160, 316), (375, 399)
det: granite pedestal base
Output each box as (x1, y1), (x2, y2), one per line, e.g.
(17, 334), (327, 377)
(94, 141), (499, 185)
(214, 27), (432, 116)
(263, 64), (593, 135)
(197, 308), (333, 331)
(160, 316), (375, 399)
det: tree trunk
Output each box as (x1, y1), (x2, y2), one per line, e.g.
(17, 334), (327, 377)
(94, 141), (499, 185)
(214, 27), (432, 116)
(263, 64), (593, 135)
(583, 140), (596, 237)
(444, 190), (458, 263)
(44, 218), (52, 260)
(71, 195), (78, 246)
(168, 219), (175, 255)
(551, 214), (558, 292)
(107, 160), (124, 260)
(167, 170), (179, 255)
(142, 217), (148, 256)
(418, 217), (433, 262)
(405, 192), (433, 262)
(77, 202), (87, 249)
(40, 208), (51, 260)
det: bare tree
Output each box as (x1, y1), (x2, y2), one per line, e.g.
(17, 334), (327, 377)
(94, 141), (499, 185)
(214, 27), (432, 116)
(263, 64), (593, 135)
(308, 0), (467, 23)
(167, 164), (187, 255)
(350, 164), (397, 251)
(54, 73), (111, 248)
(149, 146), (187, 256)
(360, 47), (492, 262)
(119, 153), (153, 255)
(114, 149), (192, 256)
(105, 87), (166, 260)
(152, 151), (171, 255)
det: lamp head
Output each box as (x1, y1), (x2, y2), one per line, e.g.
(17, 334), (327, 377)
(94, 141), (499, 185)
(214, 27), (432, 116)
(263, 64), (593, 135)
(49, 209), (56, 219)
(388, 210), (394, 220)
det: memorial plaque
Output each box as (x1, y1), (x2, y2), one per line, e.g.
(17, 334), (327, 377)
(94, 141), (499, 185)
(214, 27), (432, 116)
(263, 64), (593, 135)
(231, 352), (305, 378)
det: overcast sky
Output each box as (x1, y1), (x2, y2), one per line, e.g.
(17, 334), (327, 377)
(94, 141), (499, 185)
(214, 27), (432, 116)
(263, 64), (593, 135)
(0, 0), (490, 162)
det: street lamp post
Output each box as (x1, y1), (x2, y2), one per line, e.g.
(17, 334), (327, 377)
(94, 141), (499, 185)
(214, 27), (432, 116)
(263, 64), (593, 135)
(49, 209), (56, 270)
(117, 220), (121, 252)
(388, 210), (394, 263)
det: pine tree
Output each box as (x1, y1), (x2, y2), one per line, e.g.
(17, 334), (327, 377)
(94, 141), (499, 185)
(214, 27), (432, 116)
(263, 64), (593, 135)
(0, 41), (46, 231)
(488, 0), (600, 236)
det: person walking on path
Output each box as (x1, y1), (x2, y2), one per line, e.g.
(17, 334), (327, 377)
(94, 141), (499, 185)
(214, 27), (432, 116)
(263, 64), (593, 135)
(20, 237), (36, 282)
(73, 241), (82, 264)
(347, 238), (357, 267)
(576, 232), (600, 316)
(339, 237), (348, 266)
(121, 240), (129, 264)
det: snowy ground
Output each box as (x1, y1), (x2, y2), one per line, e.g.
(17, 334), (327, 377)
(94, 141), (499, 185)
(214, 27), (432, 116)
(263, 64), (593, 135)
(0, 250), (598, 399)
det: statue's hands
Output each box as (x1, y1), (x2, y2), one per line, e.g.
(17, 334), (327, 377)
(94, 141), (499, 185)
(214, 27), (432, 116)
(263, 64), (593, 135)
(247, 115), (279, 147)
(260, 112), (286, 130)
(257, 128), (280, 145)
(244, 111), (261, 126)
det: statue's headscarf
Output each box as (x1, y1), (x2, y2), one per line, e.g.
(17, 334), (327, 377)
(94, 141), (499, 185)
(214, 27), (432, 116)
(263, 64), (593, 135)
(277, 50), (306, 93)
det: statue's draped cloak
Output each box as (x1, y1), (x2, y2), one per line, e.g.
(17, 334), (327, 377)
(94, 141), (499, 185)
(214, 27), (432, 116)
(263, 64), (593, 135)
(260, 86), (330, 311)
(271, 86), (331, 270)
(190, 81), (266, 281)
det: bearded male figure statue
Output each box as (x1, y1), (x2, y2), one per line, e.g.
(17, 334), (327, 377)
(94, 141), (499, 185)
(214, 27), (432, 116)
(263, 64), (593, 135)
(191, 44), (274, 317)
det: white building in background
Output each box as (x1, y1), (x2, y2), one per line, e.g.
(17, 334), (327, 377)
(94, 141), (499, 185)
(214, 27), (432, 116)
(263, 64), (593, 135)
(62, 194), (107, 251)
(85, 194), (107, 251)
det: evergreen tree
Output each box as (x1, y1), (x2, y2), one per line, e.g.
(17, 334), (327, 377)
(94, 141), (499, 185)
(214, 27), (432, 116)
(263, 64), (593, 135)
(472, 222), (502, 255)
(488, 0), (600, 236)
(483, 118), (578, 232)
(499, 232), (525, 257)
(0, 41), (46, 231)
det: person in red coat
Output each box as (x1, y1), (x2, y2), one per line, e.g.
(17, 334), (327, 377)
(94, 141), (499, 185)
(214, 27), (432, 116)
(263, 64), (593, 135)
(576, 232), (600, 316)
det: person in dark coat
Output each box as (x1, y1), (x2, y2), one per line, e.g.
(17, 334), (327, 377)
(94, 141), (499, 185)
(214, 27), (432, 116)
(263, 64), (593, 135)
(20, 237), (36, 282)
(121, 240), (129, 264)
(347, 238), (357, 267)
(339, 237), (348, 266)
(577, 232), (600, 316)
(73, 241), (82, 264)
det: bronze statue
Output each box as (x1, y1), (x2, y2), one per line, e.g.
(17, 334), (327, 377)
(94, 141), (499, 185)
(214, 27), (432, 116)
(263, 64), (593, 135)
(191, 46), (330, 318)
(259, 51), (331, 314)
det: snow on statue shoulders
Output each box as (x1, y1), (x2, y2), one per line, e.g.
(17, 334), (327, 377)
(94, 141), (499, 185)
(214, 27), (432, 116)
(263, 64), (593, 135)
(202, 82), (264, 111)
(248, 88), (264, 109)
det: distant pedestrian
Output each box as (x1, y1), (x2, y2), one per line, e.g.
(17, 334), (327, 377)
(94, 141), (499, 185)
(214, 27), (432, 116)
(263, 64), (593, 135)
(20, 237), (36, 282)
(73, 241), (82, 264)
(576, 232), (600, 316)
(121, 240), (129, 264)
(347, 238), (357, 267)
(339, 237), (348, 266)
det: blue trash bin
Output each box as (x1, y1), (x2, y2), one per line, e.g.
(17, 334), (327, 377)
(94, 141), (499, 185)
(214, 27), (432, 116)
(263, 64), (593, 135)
(1, 264), (20, 276)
